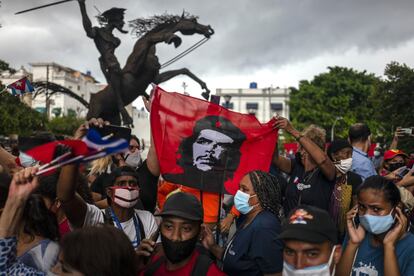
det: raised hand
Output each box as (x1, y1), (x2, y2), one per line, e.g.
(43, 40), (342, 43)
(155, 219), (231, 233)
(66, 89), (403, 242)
(220, 214), (234, 234)
(383, 207), (407, 246)
(346, 205), (366, 245)
(8, 166), (40, 200)
(201, 224), (216, 250)
(272, 114), (297, 135)
(136, 239), (156, 258)
(73, 117), (110, 139)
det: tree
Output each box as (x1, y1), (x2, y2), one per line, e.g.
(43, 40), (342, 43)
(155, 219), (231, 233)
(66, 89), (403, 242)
(0, 60), (46, 135)
(0, 59), (16, 74)
(46, 115), (84, 136)
(289, 66), (382, 140)
(373, 62), (414, 151)
(0, 92), (46, 135)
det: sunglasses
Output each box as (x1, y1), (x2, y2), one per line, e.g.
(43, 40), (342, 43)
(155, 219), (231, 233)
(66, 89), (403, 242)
(129, 145), (139, 150)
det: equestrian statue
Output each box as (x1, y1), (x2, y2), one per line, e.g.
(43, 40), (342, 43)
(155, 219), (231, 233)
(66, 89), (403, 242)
(78, 0), (214, 125)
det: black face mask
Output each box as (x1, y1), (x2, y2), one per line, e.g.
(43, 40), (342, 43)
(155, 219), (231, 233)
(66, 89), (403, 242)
(388, 162), (405, 172)
(161, 233), (198, 264)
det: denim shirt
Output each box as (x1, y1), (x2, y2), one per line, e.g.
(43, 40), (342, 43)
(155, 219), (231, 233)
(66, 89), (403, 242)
(351, 147), (377, 181)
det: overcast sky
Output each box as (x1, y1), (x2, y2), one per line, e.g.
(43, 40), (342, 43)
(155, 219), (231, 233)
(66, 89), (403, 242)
(1, 0), (414, 108)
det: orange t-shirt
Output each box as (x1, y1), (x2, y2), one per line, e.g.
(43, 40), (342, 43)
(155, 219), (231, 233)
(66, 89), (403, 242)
(157, 180), (223, 223)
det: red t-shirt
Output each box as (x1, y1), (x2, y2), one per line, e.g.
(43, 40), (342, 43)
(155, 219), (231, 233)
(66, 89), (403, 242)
(140, 250), (226, 276)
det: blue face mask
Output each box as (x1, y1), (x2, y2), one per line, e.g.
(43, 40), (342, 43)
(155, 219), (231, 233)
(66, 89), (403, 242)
(282, 245), (336, 276)
(19, 152), (37, 168)
(359, 209), (395, 235)
(234, 190), (257, 215)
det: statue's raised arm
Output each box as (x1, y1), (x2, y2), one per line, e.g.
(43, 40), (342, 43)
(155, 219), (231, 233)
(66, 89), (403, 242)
(78, 0), (96, 38)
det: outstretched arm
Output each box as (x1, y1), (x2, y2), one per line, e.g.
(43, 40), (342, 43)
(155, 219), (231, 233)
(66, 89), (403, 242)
(142, 96), (160, 177)
(78, 0), (96, 38)
(273, 116), (336, 181)
(0, 167), (40, 238)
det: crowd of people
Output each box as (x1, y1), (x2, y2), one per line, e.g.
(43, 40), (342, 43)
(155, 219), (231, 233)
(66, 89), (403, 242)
(0, 106), (413, 275)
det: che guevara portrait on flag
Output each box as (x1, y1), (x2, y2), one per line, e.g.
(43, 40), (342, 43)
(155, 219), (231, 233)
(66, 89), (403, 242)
(164, 115), (246, 193)
(151, 86), (278, 195)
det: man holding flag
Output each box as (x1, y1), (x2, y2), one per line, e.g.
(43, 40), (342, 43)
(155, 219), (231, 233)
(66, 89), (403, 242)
(55, 118), (160, 249)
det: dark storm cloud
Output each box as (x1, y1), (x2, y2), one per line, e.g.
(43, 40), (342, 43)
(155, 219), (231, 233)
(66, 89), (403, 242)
(1, 0), (414, 82)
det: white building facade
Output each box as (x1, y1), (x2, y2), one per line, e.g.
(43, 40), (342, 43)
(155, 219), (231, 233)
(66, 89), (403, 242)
(29, 62), (101, 118)
(215, 85), (290, 123)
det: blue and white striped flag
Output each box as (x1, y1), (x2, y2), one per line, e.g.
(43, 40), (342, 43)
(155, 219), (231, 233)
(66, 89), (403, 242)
(82, 128), (129, 162)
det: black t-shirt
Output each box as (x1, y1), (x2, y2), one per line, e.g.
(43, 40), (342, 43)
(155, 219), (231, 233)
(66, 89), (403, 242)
(283, 159), (335, 214)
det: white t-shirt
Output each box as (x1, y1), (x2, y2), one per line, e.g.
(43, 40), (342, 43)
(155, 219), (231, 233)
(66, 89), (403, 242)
(82, 203), (158, 246)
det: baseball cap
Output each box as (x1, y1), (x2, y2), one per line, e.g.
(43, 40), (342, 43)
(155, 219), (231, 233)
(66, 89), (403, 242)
(279, 205), (337, 244)
(159, 192), (203, 221)
(384, 149), (408, 161)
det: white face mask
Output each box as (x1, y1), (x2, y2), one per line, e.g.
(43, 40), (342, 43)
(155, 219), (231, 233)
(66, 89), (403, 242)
(282, 245), (336, 276)
(334, 158), (353, 174)
(125, 151), (142, 168)
(374, 150), (380, 157)
(112, 187), (139, 209)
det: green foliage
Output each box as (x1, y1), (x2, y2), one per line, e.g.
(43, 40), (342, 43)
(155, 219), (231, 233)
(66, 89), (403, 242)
(0, 59), (16, 74)
(0, 91), (46, 135)
(46, 115), (84, 136)
(372, 61), (414, 151)
(289, 66), (381, 141)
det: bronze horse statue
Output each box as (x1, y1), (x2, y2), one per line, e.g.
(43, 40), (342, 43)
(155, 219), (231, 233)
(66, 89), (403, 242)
(85, 11), (214, 125)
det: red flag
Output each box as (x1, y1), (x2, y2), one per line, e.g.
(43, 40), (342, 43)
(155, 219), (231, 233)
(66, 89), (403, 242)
(151, 86), (278, 195)
(25, 140), (89, 164)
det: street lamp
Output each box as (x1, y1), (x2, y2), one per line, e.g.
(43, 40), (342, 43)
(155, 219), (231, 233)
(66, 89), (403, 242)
(223, 95), (232, 109)
(331, 116), (343, 141)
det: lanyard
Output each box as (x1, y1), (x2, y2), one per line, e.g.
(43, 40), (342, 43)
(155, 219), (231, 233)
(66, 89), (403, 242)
(109, 208), (141, 248)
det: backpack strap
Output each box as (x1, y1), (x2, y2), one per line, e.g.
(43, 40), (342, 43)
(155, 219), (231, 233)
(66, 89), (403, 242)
(135, 212), (146, 240)
(191, 253), (213, 276)
(143, 256), (166, 276)
(103, 207), (113, 225)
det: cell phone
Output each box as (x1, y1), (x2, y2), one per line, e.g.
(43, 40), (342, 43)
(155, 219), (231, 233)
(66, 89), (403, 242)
(91, 124), (131, 142)
(352, 214), (360, 229)
(397, 167), (410, 178)
(399, 128), (413, 135)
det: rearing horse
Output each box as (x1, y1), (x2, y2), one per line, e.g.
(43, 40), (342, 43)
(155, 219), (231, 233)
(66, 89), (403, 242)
(87, 13), (214, 125)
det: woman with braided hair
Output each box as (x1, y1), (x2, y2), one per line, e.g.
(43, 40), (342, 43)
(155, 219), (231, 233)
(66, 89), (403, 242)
(202, 170), (284, 276)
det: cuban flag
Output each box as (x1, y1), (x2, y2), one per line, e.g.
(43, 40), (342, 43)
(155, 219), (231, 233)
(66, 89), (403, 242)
(82, 128), (129, 162)
(7, 77), (34, 95)
(20, 129), (128, 176)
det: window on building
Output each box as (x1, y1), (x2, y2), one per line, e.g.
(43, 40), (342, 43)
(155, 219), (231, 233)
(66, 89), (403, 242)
(77, 85), (81, 91)
(246, 103), (258, 110)
(221, 102), (234, 109)
(270, 103), (283, 111)
(246, 102), (258, 116)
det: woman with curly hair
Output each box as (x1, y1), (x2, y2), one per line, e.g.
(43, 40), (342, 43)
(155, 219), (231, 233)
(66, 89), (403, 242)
(273, 116), (336, 214)
(202, 170), (284, 276)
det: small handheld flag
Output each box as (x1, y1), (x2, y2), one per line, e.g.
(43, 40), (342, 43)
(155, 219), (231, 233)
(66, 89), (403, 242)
(6, 77), (35, 96)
